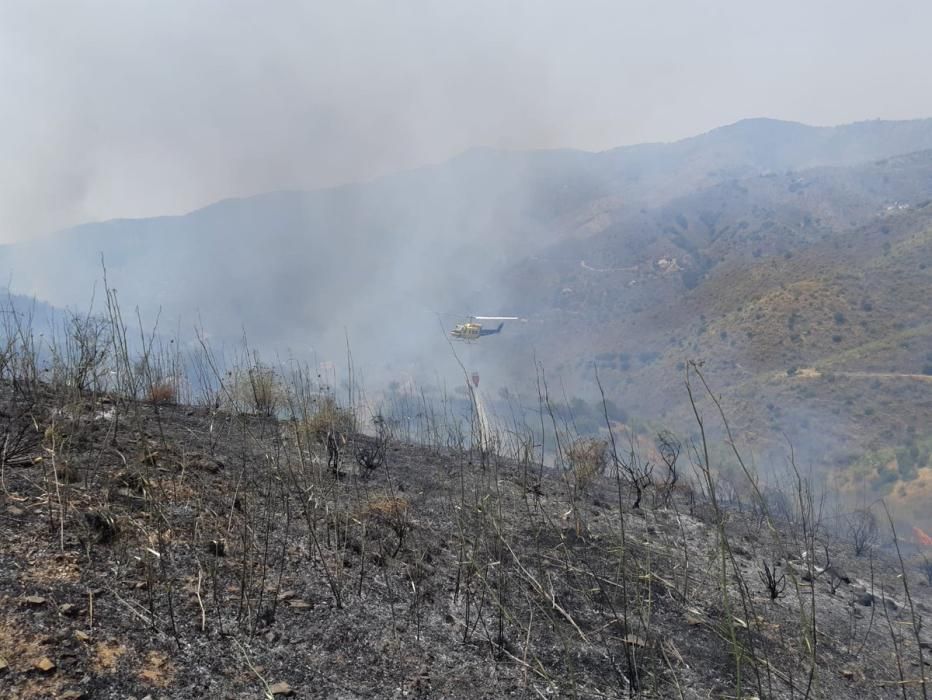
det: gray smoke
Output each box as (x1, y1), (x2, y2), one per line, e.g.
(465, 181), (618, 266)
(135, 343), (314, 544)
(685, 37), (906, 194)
(3, 1), (932, 241)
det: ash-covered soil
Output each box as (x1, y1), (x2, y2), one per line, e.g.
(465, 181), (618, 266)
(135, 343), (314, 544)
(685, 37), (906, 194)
(0, 385), (930, 699)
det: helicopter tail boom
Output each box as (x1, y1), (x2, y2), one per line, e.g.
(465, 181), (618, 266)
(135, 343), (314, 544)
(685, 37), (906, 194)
(478, 322), (504, 336)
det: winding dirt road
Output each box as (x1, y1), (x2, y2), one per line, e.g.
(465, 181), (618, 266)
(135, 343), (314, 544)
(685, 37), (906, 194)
(793, 367), (932, 383)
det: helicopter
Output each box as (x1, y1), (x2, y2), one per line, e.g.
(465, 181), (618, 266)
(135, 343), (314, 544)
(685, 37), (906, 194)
(450, 316), (519, 342)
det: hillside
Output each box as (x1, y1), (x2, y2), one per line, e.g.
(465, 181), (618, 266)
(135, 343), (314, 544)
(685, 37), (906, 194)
(4, 118), (932, 354)
(491, 149), (932, 526)
(2, 118), (932, 528)
(1, 376), (931, 699)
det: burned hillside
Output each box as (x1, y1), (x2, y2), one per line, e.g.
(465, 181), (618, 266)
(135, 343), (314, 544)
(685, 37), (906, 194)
(0, 359), (930, 699)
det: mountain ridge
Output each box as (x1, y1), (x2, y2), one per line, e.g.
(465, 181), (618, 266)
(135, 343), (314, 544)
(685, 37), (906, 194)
(3, 118), (932, 522)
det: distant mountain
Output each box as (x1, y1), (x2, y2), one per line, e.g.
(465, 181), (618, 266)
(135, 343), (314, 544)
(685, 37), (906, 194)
(5, 117), (932, 348)
(3, 117), (932, 516)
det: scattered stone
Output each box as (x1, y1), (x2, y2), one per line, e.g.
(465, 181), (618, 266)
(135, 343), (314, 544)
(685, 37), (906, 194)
(60, 603), (78, 616)
(59, 462), (81, 483)
(191, 456), (221, 473)
(269, 681), (294, 696)
(85, 511), (118, 543)
(34, 657), (56, 672)
(24, 595), (47, 606)
(75, 630), (91, 643)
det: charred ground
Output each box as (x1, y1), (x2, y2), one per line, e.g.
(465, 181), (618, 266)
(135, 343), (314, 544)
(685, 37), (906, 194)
(0, 376), (930, 699)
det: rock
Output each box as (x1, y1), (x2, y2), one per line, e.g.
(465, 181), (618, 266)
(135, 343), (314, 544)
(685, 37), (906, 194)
(24, 595), (47, 606)
(7, 505), (24, 516)
(59, 603), (78, 616)
(85, 511), (117, 544)
(74, 630), (91, 643)
(34, 657), (56, 672)
(269, 681), (294, 696)
(277, 590), (297, 601)
(0, 656), (8, 672)
(884, 598), (898, 611)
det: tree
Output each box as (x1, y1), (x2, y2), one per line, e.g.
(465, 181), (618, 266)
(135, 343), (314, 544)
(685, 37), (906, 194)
(847, 508), (878, 557)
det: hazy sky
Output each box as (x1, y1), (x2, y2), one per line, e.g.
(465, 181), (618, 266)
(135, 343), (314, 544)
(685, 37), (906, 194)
(2, 0), (931, 242)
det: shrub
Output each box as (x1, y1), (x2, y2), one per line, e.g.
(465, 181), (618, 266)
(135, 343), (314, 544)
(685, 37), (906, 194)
(847, 508), (878, 556)
(361, 496), (410, 556)
(303, 395), (356, 444)
(147, 380), (177, 405)
(225, 365), (282, 416)
(566, 437), (607, 492)
(245, 366), (279, 416)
